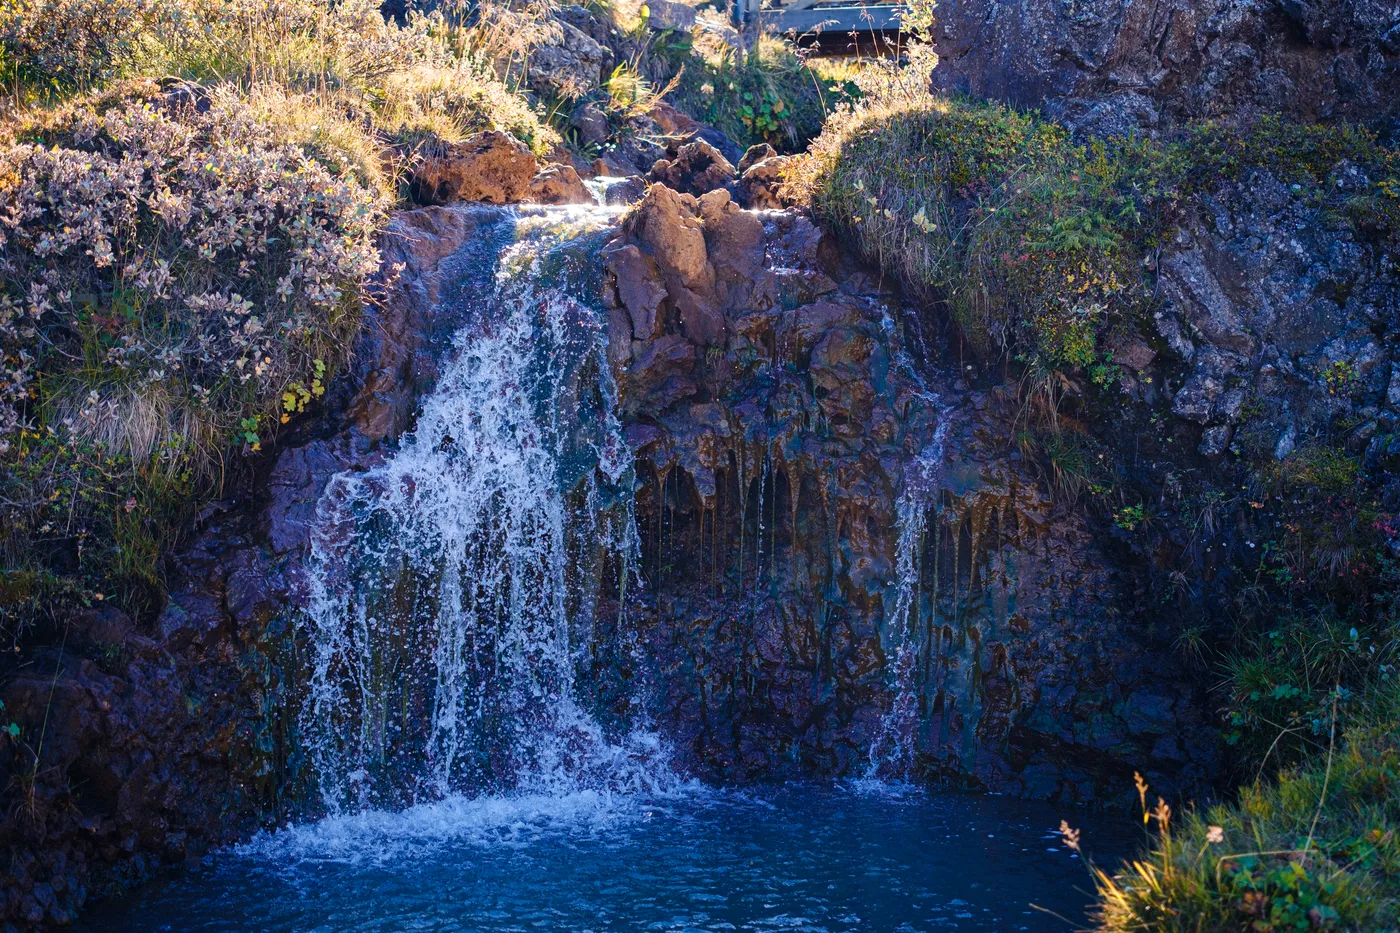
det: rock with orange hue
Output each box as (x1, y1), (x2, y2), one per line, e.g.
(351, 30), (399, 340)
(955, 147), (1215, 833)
(410, 131), (540, 205)
(647, 138), (736, 197)
(526, 164), (593, 205)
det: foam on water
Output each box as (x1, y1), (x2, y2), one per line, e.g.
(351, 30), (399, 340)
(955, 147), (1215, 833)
(239, 789), (649, 866)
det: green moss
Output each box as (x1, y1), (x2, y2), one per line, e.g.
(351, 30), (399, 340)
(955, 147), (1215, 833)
(792, 97), (1399, 387)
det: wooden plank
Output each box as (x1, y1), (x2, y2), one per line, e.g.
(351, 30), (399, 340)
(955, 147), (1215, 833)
(765, 5), (904, 33)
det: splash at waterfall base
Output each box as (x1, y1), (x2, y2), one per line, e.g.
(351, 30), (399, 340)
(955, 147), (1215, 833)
(0, 191), (1214, 922)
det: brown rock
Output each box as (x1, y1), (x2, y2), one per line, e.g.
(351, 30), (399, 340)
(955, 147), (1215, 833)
(736, 155), (792, 210)
(526, 164), (593, 205)
(626, 333), (698, 411)
(699, 190), (765, 281)
(628, 184), (712, 290)
(672, 286), (727, 347)
(646, 138), (736, 197)
(736, 143), (777, 174)
(602, 175), (647, 206)
(603, 242), (668, 339)
(410, 131), (540, 205)
(646, 100), (704, 138)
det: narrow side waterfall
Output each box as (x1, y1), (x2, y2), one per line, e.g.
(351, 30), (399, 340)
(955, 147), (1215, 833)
(302, 207), (668, 814)
(867, 385), (952, 780)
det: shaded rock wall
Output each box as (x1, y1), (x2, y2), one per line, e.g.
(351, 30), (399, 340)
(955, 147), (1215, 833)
(2, 194), (1220, 929)
(1153, 170), (1399, 463)
(599, 186), (1216, 797)
(929, 0), (1400, 136)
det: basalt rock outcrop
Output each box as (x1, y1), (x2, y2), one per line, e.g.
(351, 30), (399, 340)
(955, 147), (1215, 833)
(597, 185), (1215, 793)
(1152, 169), (1399, 463)
(929, 0), (1400, 135)
(646, 138), (737, 198)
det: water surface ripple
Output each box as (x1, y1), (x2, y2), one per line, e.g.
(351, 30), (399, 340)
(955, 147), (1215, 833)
(84, 785), (1131, 933)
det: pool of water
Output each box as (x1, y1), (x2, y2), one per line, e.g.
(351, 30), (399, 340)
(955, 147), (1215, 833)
(82, 784), (1134, 933)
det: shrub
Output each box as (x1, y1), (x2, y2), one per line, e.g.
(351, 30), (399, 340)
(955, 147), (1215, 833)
(656, 26), (847, 151)
(0, 83), (383, 630)
(0, 0), (166, 102)
(791, 93), (1165, 377)
(1221, 611), (1398, 769)
(379, 60), (560, 157)
(151, 0), (443, 95)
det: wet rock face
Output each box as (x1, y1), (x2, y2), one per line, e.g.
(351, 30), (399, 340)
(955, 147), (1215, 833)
(0, 504), (303, 930)
(601, 185), (1214, 793)
(929, 0), (1400, 131)
(526, 163), (593, 205)
(0, 193), (1223, 928)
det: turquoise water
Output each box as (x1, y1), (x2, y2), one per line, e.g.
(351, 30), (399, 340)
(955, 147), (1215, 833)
(83, 785), (1132, 933)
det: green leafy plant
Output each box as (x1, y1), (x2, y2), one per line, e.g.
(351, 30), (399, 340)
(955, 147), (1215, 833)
(1114, 503), (1146, 532)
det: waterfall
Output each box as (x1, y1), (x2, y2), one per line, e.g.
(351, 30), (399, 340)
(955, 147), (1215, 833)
(302, 207), (668, 814)
(867, 408), (951, 780)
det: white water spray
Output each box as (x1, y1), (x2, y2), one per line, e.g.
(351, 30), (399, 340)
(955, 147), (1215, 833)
(302, 208), (671, 814)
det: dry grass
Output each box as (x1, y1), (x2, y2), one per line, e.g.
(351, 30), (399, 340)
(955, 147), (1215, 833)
(1089, 691), (1400, 932)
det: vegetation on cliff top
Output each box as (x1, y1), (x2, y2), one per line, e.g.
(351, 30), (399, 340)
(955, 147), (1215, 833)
(788, 72), (1399, 392)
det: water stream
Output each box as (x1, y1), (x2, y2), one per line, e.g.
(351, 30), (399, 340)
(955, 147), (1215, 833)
(80, 206), (1133, 930)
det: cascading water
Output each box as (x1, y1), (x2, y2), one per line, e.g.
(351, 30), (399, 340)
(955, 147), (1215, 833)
(867, 307), (953, 780)
(302, 206), (670, 814)
(865, 424), (949, 780)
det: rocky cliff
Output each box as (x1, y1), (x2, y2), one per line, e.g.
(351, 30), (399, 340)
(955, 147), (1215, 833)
(930, 0), (1400, 137)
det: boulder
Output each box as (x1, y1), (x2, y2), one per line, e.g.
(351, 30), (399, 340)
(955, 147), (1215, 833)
(410, 131), (540, 205)
(522, 19), (607, 98)
(628, 184), (712, 288)
(736, 143), (777, 174)
(647, 0), (697, 31)
(647, 138), (736, 197)
(569, 100), (611, 146)
(929, 0), (1400, 127)
(601, 175), (647, 206)
(527, 164), (593, 205)
(736, 155), (792, 209)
